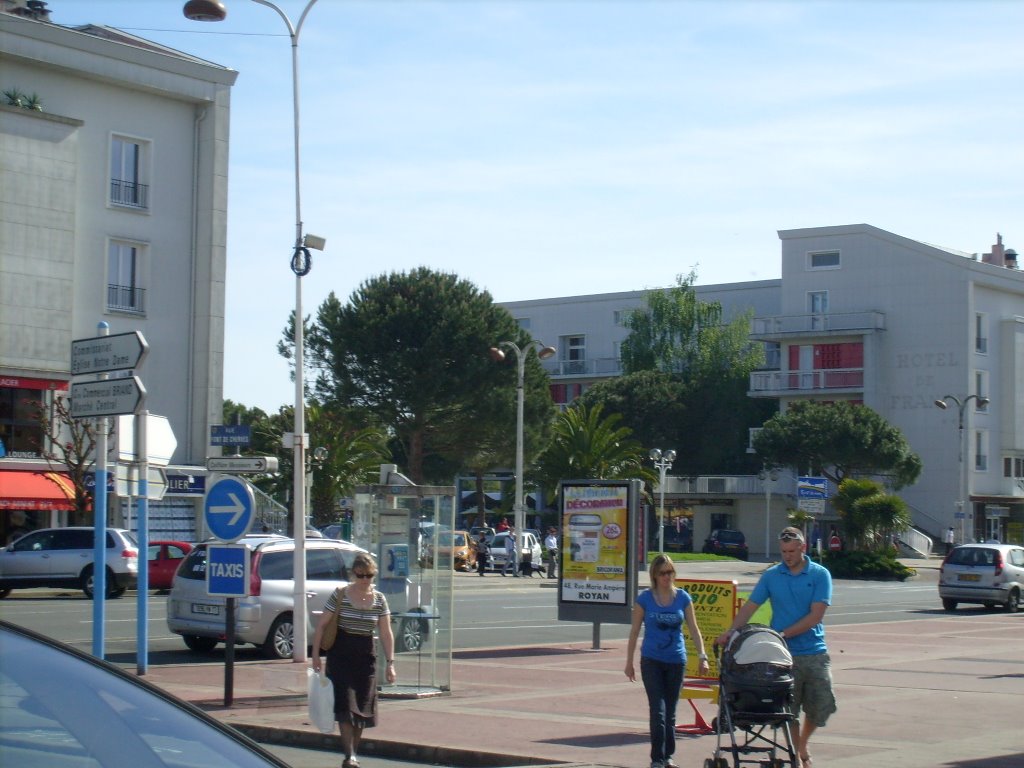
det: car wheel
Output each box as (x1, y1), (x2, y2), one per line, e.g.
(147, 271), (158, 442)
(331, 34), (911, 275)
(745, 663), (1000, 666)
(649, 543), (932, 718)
(397, 612), (427, 653)
(263, 613), (294, 659)
(81, 567), (119, 599)
(183, 635), (218, 652)
(942, 598), (958, 611)
(0, 589), (11, 599)
(1006, 588), (1020, 613)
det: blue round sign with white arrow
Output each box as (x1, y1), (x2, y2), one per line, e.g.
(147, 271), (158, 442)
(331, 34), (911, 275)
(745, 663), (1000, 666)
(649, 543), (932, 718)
(203, 475), (255, 542)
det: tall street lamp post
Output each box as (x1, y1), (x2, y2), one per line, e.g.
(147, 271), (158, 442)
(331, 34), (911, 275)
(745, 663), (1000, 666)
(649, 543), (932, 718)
(490, 341), (555, 573)
(649, 448), (675, 554)
(758, 467), (779, 559)
(184, 0), (326, 662)
(934, 394), (990, 544)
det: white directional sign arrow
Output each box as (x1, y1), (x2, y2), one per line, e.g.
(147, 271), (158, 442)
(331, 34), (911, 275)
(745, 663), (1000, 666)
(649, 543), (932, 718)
(211, 492), (246, 526)
(203, 476), (255, 542)
(71, 331), (148, 375)
(70, 376), (146, 418)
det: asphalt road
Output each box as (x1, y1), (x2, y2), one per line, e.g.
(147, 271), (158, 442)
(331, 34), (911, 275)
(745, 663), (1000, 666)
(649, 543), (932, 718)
(0, 567), (943, 665)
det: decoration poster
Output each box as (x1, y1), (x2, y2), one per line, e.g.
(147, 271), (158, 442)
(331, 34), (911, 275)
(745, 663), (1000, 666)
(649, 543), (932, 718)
(560, 483), (629, 605)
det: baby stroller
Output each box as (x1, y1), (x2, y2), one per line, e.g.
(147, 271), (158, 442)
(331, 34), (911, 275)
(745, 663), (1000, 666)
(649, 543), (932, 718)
(704, 624), (798, 768)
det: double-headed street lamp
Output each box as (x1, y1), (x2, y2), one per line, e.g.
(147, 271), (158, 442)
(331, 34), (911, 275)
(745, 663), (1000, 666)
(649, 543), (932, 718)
(649, 448), (676, 554)
(184, 0), (326, 662)
(490, 341), (556, 573)
(934, 394), (990, 545)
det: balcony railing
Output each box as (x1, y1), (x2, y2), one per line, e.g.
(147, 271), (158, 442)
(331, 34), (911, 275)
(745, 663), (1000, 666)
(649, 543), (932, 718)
(749, 367), (864, 394)
(107, 284), (146, 314)
(110, 178), (149, 209)
(542, 357), (624, 378)
(661, 474), (796, 496)
(750, 311), (885, 337)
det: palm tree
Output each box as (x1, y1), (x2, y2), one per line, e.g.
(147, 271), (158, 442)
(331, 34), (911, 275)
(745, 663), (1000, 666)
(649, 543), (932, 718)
(533, 403), (657, 499)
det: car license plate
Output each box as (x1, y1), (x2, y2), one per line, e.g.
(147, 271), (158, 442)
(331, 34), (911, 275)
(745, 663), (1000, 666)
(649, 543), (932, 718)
(192, 603), (221, 615)
(958, 573), (981, 582)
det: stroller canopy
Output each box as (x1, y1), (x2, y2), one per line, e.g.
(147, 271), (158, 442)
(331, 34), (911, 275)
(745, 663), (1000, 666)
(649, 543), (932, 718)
(726, 625), (793, 667)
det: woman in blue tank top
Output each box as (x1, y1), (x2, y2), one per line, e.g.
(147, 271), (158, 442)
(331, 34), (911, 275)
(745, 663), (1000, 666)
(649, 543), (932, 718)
(625, 554), (710, 768)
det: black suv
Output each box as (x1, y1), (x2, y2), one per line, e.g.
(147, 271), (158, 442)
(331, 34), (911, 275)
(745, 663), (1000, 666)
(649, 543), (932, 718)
(702, 529), (749, 560)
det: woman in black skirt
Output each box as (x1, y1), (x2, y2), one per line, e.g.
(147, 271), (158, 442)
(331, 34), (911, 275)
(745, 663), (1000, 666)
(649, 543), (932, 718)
(311, 553), (396, 768)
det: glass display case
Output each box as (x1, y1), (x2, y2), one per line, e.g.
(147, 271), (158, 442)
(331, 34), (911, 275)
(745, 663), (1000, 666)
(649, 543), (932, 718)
(352, 478), (455, 697)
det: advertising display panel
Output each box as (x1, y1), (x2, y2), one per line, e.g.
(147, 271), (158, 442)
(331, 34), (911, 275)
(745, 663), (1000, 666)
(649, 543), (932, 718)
(557, 479), (640, 626)
(561, 483), (629, 604)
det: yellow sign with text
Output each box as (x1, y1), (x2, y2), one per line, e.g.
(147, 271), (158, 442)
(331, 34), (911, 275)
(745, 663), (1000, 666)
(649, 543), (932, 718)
(560, 484), (629, 605)
(677, 578), (738, 680)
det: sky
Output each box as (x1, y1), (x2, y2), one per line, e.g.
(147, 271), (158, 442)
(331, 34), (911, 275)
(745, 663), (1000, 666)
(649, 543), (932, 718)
(66, 1), (1024, 413)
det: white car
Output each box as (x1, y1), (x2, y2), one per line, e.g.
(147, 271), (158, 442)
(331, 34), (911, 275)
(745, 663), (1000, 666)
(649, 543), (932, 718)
(939, 543), (1023, 612)
(167, 535), (432, 658)
(487, 531), (544, 574)
(0, 527), (139, 599)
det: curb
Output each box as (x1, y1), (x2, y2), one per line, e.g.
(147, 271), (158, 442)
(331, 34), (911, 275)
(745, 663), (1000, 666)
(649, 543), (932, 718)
(232, 724), (560, 767)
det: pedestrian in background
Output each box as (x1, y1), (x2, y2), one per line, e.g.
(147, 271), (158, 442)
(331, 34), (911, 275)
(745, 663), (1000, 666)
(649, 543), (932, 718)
(625, 554), (709, 768)
(475, 532), (489, 576)
(311, 552), (396, 768)
(716, 527), (836, 768)
(544, 527), (559, 579)
(945, 526), (956, 554)
(503, 529), (518, 577)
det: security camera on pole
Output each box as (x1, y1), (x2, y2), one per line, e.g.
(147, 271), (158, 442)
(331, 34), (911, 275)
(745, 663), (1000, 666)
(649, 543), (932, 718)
(185, 0), (327, 663)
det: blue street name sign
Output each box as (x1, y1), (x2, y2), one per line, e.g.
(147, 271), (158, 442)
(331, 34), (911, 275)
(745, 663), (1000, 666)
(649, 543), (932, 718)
(210, 424), (251, 447)
(206, 544), (249, 597)
(203, 475), (255, 542)
(797, 476), (828, 499)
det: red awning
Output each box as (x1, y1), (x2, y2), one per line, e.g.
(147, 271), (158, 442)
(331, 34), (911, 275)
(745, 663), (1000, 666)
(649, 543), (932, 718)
(0, 470), (77, 511)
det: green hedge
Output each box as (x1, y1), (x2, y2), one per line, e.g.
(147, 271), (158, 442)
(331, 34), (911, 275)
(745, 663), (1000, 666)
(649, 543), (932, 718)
(821, 550), (916, 581)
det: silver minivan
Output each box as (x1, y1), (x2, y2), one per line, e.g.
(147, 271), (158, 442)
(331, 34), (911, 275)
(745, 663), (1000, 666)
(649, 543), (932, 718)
(0, 527), (139, 599)
(167, 535), (432, 659)
(939, 543), (1023, 612)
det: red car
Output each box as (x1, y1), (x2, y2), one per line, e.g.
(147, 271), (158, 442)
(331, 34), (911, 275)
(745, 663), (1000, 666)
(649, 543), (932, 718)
(148, 541), (193, 591)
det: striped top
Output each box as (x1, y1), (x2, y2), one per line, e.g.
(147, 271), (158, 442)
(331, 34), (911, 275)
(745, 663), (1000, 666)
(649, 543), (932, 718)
(324, 588), (390, 637)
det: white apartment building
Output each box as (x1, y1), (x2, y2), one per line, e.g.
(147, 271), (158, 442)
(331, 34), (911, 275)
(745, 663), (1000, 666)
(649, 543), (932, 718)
(500, 224), (1024, 550)
(0, 3), (236, 541)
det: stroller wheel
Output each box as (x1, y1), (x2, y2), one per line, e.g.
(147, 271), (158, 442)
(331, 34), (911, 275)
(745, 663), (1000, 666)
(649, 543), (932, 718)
(710, 716), (734, 733)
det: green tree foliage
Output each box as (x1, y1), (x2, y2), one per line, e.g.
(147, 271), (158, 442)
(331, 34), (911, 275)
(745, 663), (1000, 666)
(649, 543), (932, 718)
(533, 403), (656, 500)
(754, 401), (923, 490)
(582, 272), (770, 476)
(305, 403), (389, 527)
(300, 268), (553, 484)
(620, 270), (762, 378)
(580, 371), (774, 476)
(222, 400), (389, 528)
(832, 477), (911, 552)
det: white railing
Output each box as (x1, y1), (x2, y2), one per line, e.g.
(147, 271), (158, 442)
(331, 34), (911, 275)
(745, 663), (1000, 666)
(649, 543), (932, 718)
(750, 311), (885, 336)
(750, 368), (864, 393)
(542, 357), (623, 377)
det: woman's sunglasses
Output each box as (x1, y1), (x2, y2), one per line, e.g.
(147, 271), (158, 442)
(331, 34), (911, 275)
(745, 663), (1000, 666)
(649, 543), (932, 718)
(352, 572), (375, 579)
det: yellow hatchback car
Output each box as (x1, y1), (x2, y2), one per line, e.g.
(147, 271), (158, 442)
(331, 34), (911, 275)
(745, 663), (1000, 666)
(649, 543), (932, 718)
(436, 530), (476, 571)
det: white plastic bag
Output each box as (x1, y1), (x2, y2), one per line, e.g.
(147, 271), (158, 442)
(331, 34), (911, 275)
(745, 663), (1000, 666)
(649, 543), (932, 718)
(307, 668), (335, 734)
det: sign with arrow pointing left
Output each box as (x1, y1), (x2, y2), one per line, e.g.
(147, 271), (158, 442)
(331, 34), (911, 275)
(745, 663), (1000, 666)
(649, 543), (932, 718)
(203, 475), (255, 542)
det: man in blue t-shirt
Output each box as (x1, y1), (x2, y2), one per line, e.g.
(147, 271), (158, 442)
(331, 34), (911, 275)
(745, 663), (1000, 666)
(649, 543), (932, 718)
(716, 527), (836, 768)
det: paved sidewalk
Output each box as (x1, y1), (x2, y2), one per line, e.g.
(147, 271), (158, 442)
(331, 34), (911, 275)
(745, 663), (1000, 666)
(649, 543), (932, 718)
(142, 558), (1024, 768)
